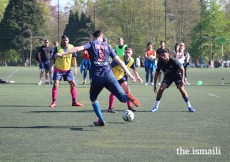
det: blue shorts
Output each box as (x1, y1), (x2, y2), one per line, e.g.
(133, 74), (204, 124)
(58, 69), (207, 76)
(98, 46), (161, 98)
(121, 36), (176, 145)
(53, 69), (74, 81)
(90, 71), (126, 102)
(39, 61), (50, 72)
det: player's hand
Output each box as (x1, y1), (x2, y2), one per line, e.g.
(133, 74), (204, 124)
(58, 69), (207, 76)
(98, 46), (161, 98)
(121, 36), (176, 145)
(55, 53), (63, 58)
(129, 74), (136, 82)
(137, 77), (143, 83)
(153, 85), (157, 93)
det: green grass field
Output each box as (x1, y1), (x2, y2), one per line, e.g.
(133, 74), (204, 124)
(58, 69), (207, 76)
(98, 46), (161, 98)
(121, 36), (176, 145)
(0, 66), (230, 162)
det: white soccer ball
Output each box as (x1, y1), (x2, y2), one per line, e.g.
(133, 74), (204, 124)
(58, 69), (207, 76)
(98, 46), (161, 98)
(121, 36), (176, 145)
(122, 110), (134, 122)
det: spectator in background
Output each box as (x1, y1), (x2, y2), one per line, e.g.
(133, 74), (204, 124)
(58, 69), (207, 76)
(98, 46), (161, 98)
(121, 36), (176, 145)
(136, 55), (140, 67)
(80, 50), (91, 85)
(4, 62), (7, 66)
(115, 37), (127, 56)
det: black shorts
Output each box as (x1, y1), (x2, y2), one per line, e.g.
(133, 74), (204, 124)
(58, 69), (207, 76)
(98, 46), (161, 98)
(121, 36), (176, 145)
(118, 75), (128, 84)
(162, 75), (182, 88)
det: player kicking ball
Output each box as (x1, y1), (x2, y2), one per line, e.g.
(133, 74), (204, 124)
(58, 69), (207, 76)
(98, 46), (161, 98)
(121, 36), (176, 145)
(150, 49), (195, 112)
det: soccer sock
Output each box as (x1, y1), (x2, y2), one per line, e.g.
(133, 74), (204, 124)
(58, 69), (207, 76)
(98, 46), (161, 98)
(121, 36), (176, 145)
(52, 87), (58, 102)
(70, 87), (77, 102)
(127, 100), (132, 108)
(184, 97), (191, 107)
(154, 98), (161, 108)
(109, 93), (115, 108)
(92, 101), (104, 123)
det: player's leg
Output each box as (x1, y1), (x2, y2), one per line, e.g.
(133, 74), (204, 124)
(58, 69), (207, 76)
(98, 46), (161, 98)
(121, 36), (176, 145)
(108, 93), (116, 113)
(38, 62), (45, 85)
(150, 68), (154, 85)
(176, 78), (195, 112)
(90, 77), (106, 126)
(145, 67), (149, 85)
(66, 70), (84, 106)
(82, 63), (87, 85)
(44, 61), (50, 84)
(50, 70), (61, 107)
(157, 71), (162, 85)
(184, 65), (190, 85)
(150, 76), (172, 112)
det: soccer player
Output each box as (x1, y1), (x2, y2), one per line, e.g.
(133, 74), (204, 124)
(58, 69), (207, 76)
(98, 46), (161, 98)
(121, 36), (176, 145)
(49, 35), (84, 108)
(115, 37), (127, 56)
(156, 41), (169, 85)
(37, 39), (53, 85)
(144, 42), (156, 85)
(150, 49), (195, 112)
(55, 30), (140, 126)
(108, 46), (143, 113)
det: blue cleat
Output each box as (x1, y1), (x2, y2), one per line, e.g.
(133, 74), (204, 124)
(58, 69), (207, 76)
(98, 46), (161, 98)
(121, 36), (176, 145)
(188, 107), (195, 112)
(150, 107), (158, 112)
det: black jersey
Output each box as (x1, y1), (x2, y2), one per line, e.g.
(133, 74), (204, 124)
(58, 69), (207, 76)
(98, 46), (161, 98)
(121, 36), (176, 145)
(156, 58), (182, 77)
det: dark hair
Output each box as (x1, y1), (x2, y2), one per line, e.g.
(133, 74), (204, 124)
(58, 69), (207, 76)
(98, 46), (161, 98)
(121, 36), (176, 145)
(61, 35), (68, 39)
(160, 48), (169, 54)
(147, 42), (152, 47)
(174, 43), (180, 51)
(160, 41), (164, 44)
(125, 46), (132, 50)
(93, 30), (103, 38)
(44, 39), (48, 42)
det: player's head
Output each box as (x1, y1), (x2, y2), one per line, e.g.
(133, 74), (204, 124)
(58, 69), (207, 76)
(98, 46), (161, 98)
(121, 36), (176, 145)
(61, 35), (69, 47)
(179, 42), (185, 49)
(44, 39), (49, 47)
(160, 41), (165, 48)
(124, 46), (133, 57)
(160, 48), (169, 62)
(147, 42), (152, 49)
(93, 30), (103, 41)
(53, 41), (58, 47)
(118, 37), (124, 45)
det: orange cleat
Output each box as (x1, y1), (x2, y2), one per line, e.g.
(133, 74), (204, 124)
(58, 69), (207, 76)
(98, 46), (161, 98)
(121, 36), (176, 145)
(50, 102), (56, 108)
(127, 92), (140, 107)
(72, 102), (84, 107)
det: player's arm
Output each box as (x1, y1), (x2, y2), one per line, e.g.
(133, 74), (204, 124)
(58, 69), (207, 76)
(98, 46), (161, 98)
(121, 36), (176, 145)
(113, 56), (136, 82)
(72, 54), (77, 76)
(186, 53), (190, 63)
(38, 52), (42, 62)
(132, 68), (143, 83)
(56, 46), (84, 57)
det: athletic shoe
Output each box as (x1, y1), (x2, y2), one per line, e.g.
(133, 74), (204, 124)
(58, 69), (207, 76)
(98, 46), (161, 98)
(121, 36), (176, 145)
(145, 83), (148, 85)
(45, 81), (50, 85)
(50, 82), (53, 85)
(82, 82), (86, 85)
(150, 82), (154, 85)
(127, 92), (140, 107)
(72, 102), (84, 106)
(128, 107), (136, 112)
(185, 82), (190, 86)
(108, 108), (117, 113)
(38, 80), (42, 85)
(188, 107), (195, 112)
(150, 107), (158, 112)
(158, 82), (161, 85)
(93, 118), (106, 126)
(50, 102), (56, 108)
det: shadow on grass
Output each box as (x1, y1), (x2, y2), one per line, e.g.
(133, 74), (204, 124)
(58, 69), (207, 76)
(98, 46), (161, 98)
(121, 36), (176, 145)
(26, 110), (94, 113)
(0, 126), (98, 131)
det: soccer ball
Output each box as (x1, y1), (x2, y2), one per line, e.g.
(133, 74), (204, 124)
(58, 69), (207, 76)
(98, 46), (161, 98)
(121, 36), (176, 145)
(122, 110), (134, 122)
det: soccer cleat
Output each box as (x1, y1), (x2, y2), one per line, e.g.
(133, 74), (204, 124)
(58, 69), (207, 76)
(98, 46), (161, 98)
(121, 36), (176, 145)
(127, 92), (140, 107)
(145, 83), (148, 85)
(50, 82), (53, 85)
(158, 82), (161, 85)
(185, 82), (190, 86)
(128, 107), (136, 112)
(108, 108), (117, 113)
(50, 102), (56, 108)
(150, 107), (158, 112)
(45, 81), (50, 85)
(72, 102), (84, 106)
(38, 80), (42, 85)
(188, 107), (195, 112)
(93, 118), (106, 126)
(150, 82), (154, 85)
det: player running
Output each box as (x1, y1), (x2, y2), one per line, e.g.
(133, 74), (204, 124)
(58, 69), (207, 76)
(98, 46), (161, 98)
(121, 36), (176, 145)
(55, 30), (140, 126)
(150, 49), (195, 112)
(108, 46), (143, 113)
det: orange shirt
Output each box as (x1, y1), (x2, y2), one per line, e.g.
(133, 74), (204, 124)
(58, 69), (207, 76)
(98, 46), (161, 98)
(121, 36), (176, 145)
(83, 50), (90, 60)
(146, 49), (155, 57)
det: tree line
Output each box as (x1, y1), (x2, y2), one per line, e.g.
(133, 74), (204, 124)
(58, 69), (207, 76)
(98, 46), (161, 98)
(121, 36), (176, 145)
(0, 0), (230, 66)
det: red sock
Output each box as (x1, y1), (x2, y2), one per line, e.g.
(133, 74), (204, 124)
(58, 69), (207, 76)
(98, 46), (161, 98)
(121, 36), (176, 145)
(109, 93), (115, 108)
(127, 100), (132, 108)
(52, 87), (58, 102)
(70, 87), (77, 102)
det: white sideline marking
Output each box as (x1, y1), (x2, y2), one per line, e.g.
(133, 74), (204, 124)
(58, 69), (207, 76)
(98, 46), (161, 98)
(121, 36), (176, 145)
(208, 93), (219, 97)
(8, 69), (19, 78)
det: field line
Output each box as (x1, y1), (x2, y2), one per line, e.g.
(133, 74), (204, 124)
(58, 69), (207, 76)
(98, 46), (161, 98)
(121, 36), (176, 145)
(8, 69), (19, 78)
(208, 93), (219, 97)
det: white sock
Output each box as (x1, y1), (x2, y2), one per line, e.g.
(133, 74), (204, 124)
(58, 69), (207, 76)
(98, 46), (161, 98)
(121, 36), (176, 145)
(154, 100), (160, 108)
(185, 101), (191, 107)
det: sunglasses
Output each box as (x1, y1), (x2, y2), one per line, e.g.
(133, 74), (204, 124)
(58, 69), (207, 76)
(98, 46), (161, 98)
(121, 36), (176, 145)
(45, 42), (49, 43)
